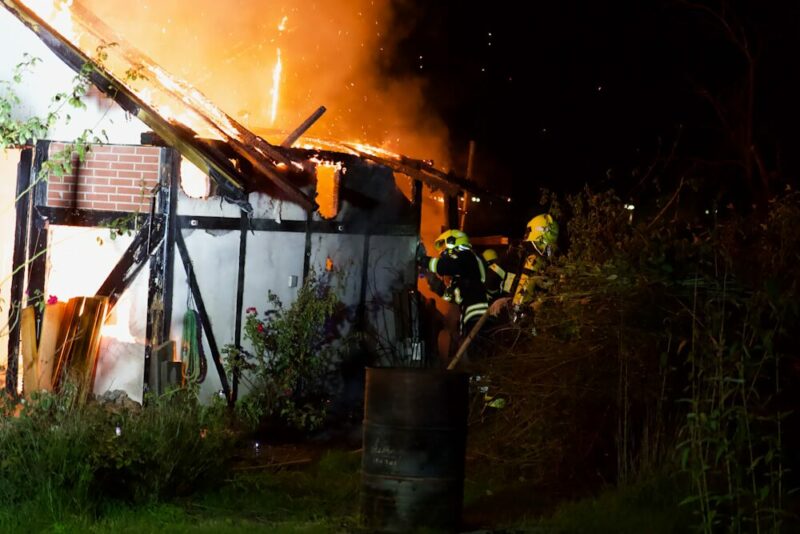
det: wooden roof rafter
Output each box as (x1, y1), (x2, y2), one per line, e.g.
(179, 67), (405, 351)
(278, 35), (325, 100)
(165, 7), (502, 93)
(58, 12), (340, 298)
(1, 0), (317, 212)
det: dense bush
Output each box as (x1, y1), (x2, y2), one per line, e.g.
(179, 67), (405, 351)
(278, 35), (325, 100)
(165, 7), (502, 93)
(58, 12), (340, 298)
(469, 188), (800, 532)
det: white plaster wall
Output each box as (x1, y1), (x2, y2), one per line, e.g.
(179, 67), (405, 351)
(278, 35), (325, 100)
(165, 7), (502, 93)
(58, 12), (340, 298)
(242, 231), (306, 318)
(168, 228), (240, 403)
(249, 192), (307, 221)
(0, 8), (147, 145)
(176, 189), (241, 218)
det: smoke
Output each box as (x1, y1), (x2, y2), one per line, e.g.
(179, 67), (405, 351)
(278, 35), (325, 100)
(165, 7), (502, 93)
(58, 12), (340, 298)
(79, 0), (450, 166)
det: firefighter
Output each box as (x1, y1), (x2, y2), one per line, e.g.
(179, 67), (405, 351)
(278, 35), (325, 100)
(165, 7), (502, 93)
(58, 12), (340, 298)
(509, 213), (559, 309)
(482, 248), (508, 303)
(490, 213), (560, 318)
(417, 229), (489, 336)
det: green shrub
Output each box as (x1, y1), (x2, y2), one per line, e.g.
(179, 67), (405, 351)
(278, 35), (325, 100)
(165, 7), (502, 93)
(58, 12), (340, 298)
(224, 270), (343, 433)
(0, 385), (234, 522)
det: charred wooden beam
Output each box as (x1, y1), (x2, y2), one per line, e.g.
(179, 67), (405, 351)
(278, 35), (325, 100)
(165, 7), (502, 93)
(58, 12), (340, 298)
(175, 215), (417, 236)
(5, 148), (33, 394)
(341, 142), (508, 204)
(36, 206), (149, 228)
(25, 142), (51, 340)
(96, 217), (163, 310)
(343, 144), (460, 196)
(159, 149), (179, 341)
(174, 229), (231, 402)
(142, 148), (179, 396)
(281, 106), (327, 148)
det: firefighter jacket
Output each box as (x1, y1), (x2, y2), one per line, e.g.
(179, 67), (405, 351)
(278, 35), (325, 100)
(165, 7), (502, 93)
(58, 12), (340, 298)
(496, 245), (549, 307)
(424, 246), (488, 331)
(484, 258), (508, 302)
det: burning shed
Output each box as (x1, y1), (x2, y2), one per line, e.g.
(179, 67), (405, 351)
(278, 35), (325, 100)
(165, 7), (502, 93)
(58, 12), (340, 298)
(1, 0), (498, 403)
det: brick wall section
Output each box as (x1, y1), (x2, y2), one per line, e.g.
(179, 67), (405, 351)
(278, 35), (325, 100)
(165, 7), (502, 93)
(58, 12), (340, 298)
(46, 143), (161, 212)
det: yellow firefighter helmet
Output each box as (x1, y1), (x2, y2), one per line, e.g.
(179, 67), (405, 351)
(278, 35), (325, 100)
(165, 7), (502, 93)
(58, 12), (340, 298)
(482, 248), (499, 263)
(434, 229), (470, 251)
(524, 214), (559, 254)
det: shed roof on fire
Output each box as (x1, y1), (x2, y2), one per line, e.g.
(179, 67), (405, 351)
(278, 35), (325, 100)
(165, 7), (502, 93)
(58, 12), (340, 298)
(1, 0), (501, 215)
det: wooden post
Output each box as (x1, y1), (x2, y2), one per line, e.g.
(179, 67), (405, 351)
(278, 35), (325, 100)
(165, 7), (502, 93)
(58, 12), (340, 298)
(281, 106), (327, 148)
(459, 141), (476, 231)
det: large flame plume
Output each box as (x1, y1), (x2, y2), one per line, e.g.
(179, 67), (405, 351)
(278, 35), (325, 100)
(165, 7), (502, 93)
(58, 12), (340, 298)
(72, 0), (450, 165)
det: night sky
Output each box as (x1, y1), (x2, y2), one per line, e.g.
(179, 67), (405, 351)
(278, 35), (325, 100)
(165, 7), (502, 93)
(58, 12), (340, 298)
(387, 0), (800, 234)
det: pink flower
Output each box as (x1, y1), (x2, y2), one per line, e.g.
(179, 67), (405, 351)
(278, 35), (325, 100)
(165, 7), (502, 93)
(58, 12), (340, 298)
(246, 307), (257, 314)
(47, 295), (58, 305)
(257, 323), (265, 333)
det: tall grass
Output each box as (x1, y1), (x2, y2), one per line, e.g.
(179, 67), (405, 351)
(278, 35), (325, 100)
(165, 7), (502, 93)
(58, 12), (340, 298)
(0, 386), (234, 525)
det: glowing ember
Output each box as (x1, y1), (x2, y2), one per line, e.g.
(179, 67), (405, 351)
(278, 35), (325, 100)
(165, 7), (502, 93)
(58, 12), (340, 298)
(270, 48), (282, 126)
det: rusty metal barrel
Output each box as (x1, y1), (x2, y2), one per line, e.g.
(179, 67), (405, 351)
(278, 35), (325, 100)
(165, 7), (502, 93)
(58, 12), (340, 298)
(360, 367), (469, 532)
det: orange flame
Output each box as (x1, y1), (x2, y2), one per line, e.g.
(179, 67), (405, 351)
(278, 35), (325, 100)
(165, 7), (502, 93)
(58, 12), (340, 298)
(270, 48), (282, 126)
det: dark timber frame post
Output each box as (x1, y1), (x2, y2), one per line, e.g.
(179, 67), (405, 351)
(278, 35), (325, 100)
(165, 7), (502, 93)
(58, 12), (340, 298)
(142, 147), (178, 397)
(25, 141), (51, 339)
(5, 148), (33, 394)
(231, 213), (248, 402)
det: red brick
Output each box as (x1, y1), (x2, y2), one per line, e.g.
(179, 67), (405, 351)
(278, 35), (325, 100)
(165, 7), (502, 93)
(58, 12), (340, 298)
(118, 155), (144, 163)
(85, 161), (111, 170)
(112, 146), (138, 154)
(111, 163), (135, 171)
(48, 199), (72, 207)
(117, 171), (143, 179)
(93, 186), (117, 194)
(134, 163), (159, 172)
(117, 186), (146, 195)
(91, 202), (117, 211)
(85, 178), (110, 186)
(84, 193), (108, 202)
(90, 153), (119, 162)
(110, 194), (133, 202)
(90, 168), (117, 178)
(140, 155), (160, 164)
(48, 184), (72, 192)
(136, 147), (160, 155)
(141, 171), (159, 180)
(88, 145), (113, 153)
